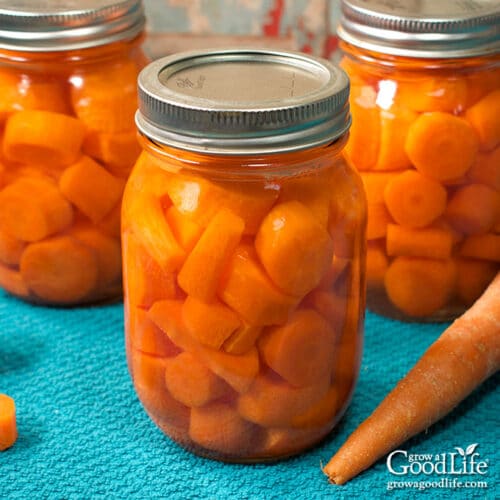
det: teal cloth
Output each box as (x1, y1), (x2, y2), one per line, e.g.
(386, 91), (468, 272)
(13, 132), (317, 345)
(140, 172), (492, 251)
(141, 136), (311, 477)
(0, 290), (498, 499)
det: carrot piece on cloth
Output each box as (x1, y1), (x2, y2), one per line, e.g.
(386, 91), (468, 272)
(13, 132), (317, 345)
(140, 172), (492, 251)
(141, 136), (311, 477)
(3, 110), (85, 166)
(164, 352), (228, 407)
(384, 256), (456, 317)
(456, 258), (498, 306)
(459, 233), (500, 262)
(405, 112), (479, 182)
(467, 147), (500, 190)
(0, 394), (17, 451)
(255, 200), (334, 298)
(20, 236), (98, 304)
(383, 170), (447, 228)
(0, 262), (30, 298)
(465, 89), (500, 151)
(323, 272), (500, 485)
(59, 156), (126, 224)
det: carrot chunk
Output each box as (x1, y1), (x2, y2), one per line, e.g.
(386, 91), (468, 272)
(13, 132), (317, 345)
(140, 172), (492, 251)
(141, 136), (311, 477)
(291, 385), (340, 429)
(165, 206), (203, 252)
(258, 427), (324, 457)
(97, 201), (122, 239)
(3, 110), (85, 166)
(0, 228), (25, 266)
(0, 262), (30, 298)
(59, 156), (125, 224)
(0, 394), (17, 451)
(384, 257), (456, 317)
(383, 170), (447, 228)
(218, 245), (299, 326)
(366, 203), (392, 240)
(164, 352), (227, 407)
(456, 258), (498, 306)
(459, 233), (500, 262)
(366, 241), (389, 289)
(405, 112), (479, 182)
(0, 177), (73, 242)
(465, 89), (500, 151)
(360, 172), (399, 205)
(258, 309), (336, 387)
(182, 296), (241, 349)
(445, 183), (499, 235)
(20, 236), (98, 304)
(223, 323), (262, 355)
(386, 224), (454, 259)
(178, 208), (244, 301)
(255, 201), (334, 297)
(467, 147), (500, 190)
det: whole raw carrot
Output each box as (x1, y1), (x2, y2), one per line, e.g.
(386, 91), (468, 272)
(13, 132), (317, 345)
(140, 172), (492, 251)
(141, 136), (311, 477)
(323, 272), (500, 485)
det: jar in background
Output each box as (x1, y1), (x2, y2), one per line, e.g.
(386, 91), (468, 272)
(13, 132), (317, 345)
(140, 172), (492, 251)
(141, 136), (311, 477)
(122, 49), (366, 461)
(338, 0), (500, 321)
(0, 0), (146, 305)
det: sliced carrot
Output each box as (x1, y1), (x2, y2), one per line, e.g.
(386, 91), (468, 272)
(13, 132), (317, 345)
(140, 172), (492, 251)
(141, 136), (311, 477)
(384, 257), (456, 317)
(189, 403), (258, 455)
(459, 233), (500, 262)
(255, 201), (334, 297)
(366, 240), (389, 289)
(0, 177), (73, 242)
(465, 89), (500, 151)
(3, 110), (85, 166)
(223, 323), (262, 355)
(178, 208), (244, 301)
(164, 352), (227, 407)
(259, 309), (336, 387)
(467, 148), (500, 190)
(237, 375), (330, 427)
(0, 228), (25, 266)
(97, 201), (122, 239)
(59, 155), (125, 224)
(218, 245), (299, 326)
(456, 258), (498, 306)
(182, 296), (241, 349)
(0, 394), (17, 451)
(165, 206), (203, 252)
(344, 85), (380, 170)
(445, 183), (499, 235)
(383, 170), (447, 228)
(366, 203), (392, 240)
(405, 112), (479, 182)
(374, 106), (417, 171)
(20, 236), (98, 304)
(386, 224), (454, 259)
(306, 290), (348, 334)
(360, 172), (399, 205)
(0, 262), (29, 298)
(290, 385), (340, 429)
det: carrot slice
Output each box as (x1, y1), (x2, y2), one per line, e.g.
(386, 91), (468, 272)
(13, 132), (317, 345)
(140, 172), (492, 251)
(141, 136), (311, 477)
(97, 201), (122, 239)
(165, 206), (203, 252)
(344, 85), (380, 170)
(164, 351), (227, 407)
(218, 245), (299, 326)
(0, 394), (17, 451)
(237, 375), (330, 427)
(366, 203), (392, 240)
(384, 257), (456, 317)
(290, 385), (340, 429)
(178, 208), (244, 301)
(306, 290), (348, 334)
(445, 183), (499, 235)
(467, 148), (500, 190)
(459, 233), (500, 262)
(20, 236), (98, 304)
(59, 156), (125, 224)
(258, 309), (336, 387)
(255, 201), (334, 297)
(465, 89), (500, 151)
(405, 112), (479, 182)
(0, 177), (73, 242)
(223, 323), (262, 355)
(0, 262), (29, 298)
(386, 224), (454, 259)
(3, 110), (85, 166)
(366, 240), (389, 289)
(456, 258), (498, 306)
(182, 296), (241, 349)
(0, 228), (25, 266)
(360, 172), (399, 205)
(383, 170), (447, 228)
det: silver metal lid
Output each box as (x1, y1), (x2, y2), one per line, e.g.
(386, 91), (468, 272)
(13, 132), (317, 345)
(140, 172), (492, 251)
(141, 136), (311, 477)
(136, 48), (351, 155)
(0, 0), (145, 52)
(338, 0), (500, 58)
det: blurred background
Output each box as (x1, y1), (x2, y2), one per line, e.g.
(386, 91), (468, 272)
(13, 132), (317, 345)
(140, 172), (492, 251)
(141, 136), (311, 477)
(143, 0), (342, 60)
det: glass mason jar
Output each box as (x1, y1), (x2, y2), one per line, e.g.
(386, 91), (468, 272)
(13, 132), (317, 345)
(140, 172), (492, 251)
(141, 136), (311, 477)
(338, 0), (500, 321)
(0, 1), (146, 305)
(122, 49), (367, 461)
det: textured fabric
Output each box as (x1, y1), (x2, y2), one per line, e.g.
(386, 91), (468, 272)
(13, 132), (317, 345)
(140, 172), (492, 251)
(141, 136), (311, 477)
(0, 290), (498, 499)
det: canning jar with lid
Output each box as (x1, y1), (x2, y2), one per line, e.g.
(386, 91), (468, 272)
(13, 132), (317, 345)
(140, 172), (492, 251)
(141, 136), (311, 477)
(122, 48), (367, 461)
(0, 1), (146, 305)
(338, 0), (500, 321)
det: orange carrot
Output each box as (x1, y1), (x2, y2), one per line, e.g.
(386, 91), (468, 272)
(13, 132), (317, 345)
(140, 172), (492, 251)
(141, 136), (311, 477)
(365, 241), (389, 289)
(383, 170), (447, 228)
(360, 172), (398, 205)
(456, 258), (498, 306)
(323, 272), (500, 485)
(165, 206), (203, 252)
(317, 255), (350, 291)
(0, 394), (17, 451)
(0, 228), (26, 266)
(3, 110), (85, 166)
(384, 257), (456, 317)
(20, 236), (98, 304)
(405, 112), (479, 182)
(258, 427), (325, 458)
(459, 233), (500, 262)
(305, 290), (347, 331)
(465, 89), (500, 151)
(0, 262), (30, 298)
(291, 385), (340, 429)
(366, 203), (392, 240)
(223, 323), (262, 355)
(445, 183), (499, 235)
(467, 147), (500, 190)
(97, 201), (122, 239)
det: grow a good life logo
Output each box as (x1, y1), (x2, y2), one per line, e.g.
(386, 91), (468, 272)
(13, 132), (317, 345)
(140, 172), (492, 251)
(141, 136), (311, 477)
(386, 443), (490, 491)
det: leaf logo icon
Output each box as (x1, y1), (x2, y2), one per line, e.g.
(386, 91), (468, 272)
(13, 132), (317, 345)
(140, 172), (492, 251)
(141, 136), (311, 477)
(466, 443), (478, 455)
(455, 447), (466, 456)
